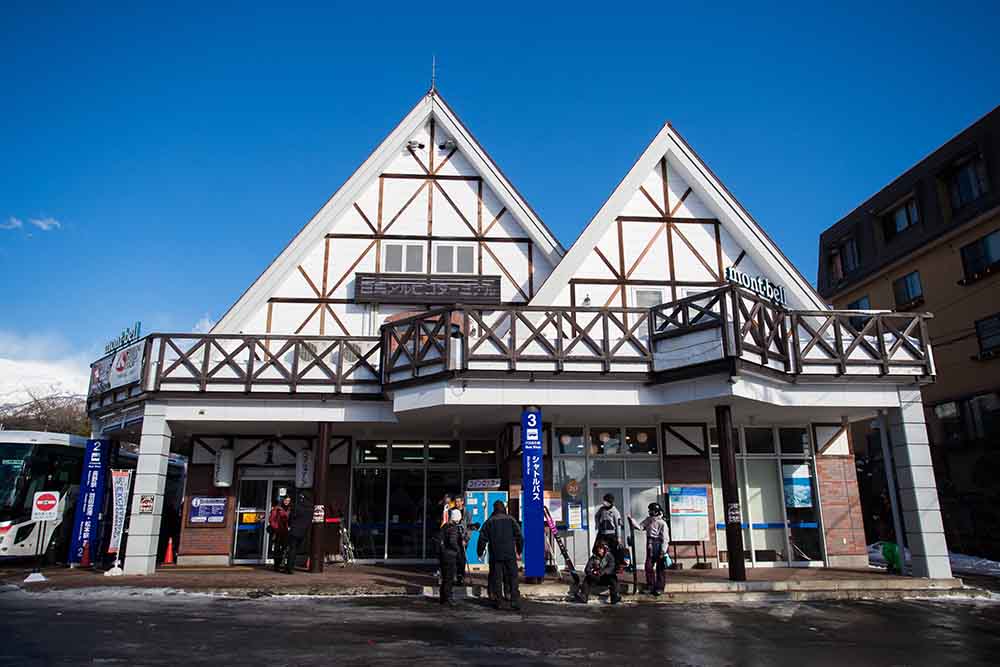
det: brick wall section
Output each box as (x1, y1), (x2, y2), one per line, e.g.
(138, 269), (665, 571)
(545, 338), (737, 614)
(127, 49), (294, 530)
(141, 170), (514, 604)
(663, 456), (717, 559)
(179, 464), (235, 557)
(817, 456), (867, 558)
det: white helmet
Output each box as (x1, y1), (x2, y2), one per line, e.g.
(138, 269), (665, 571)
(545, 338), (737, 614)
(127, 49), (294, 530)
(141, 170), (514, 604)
(449, 509), (462, 523)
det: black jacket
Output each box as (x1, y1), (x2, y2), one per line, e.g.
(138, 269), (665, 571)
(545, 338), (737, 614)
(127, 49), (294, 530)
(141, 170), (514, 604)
(441, 522), (463, 557)
(289, 501), (313, 539)
(584, 552), (616, 579)
(477, 510), (523, 561)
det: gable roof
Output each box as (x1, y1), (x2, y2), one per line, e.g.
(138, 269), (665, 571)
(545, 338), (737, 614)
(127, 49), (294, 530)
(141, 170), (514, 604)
(213, 89), (565, 333)
(531, 122), (827, 311)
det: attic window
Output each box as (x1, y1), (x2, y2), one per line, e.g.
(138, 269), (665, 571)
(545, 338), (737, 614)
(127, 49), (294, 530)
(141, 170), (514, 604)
(384, 243), (424, 273)
(633, 288), (666, 308)
(434, 244), (475, 274)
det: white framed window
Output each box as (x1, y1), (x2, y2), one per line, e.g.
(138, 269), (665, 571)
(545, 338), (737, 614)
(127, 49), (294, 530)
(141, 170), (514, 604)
(383, 243), (424, 273)
(632, 287), (666, 308)
(433, 243), (476, 274)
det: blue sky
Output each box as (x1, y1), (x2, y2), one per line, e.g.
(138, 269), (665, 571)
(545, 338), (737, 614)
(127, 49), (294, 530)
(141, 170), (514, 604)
(1, 2), (998, 397)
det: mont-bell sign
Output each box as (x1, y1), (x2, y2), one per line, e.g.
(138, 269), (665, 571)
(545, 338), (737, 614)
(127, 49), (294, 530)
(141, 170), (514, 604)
(104, 322), (142, 354)
(724, 267), (786, 306)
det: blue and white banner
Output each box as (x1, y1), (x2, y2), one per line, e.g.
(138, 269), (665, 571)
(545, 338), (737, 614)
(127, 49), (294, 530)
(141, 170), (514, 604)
(68, 439), (110, 563)
(520, 408), (544, 577)
(107, 470), (133, 555)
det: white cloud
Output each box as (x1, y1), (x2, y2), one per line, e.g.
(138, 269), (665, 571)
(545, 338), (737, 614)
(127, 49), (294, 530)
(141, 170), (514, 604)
(0, 332), (92, 407)
(192, 313), (215, 333)
(1, 217), (23, 230)
(29, 216), (62, 231)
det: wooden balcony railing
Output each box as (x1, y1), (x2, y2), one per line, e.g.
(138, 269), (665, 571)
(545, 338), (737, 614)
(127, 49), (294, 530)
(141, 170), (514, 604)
(88, 287), (935, 414)
(148, 333), (383, 395)
(383, 286), (935, 385)
(381, 305), (653, 384)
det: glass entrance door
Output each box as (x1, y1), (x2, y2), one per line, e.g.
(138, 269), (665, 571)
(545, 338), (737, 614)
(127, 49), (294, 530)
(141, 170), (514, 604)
(234, 479), (268, 563)
(590, 484), (661, 570)
(233, 477), (295, 564)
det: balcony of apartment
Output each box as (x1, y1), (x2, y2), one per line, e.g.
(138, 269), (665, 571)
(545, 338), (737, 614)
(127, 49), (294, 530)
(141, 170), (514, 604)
(87, 285), (936, 418)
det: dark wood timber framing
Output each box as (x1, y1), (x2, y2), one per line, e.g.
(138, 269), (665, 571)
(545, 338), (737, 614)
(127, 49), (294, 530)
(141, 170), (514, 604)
(715, 404), (746, 582)
(571, 159), (725, 311)
(310, 421), (332, 573)
(267, 119), (539, 337)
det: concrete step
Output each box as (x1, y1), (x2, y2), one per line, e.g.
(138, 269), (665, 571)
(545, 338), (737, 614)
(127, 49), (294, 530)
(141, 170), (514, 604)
(422, 577), (988, 604)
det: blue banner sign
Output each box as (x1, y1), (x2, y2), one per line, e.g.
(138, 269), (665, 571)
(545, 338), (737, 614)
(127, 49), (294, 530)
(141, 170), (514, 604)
(521, 407), (544, 577)
(68, 439), (110, 563)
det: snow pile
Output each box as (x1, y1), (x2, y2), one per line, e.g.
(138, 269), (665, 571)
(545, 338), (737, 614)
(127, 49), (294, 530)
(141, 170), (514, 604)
(868, 542), (1000, 577)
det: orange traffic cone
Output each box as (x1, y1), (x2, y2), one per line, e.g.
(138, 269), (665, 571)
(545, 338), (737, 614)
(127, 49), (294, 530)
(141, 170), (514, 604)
(163, 537), (175, 565)
(80, 540), (91, 567)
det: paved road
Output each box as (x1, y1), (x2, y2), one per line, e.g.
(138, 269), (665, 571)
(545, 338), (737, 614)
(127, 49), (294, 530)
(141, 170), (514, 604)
(1, 587), (998, 666)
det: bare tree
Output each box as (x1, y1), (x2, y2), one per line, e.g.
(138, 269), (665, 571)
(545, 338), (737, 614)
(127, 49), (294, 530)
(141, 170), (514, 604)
(0, 389), (90, 436)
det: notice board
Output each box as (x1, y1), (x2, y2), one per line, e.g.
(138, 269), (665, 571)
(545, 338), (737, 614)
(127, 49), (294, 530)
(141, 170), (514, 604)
(667, 486), (709, 542)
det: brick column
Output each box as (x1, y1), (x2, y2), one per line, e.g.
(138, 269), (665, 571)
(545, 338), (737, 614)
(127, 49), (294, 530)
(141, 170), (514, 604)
(123, 403), (172, 575)
(886, 388), (952, 579)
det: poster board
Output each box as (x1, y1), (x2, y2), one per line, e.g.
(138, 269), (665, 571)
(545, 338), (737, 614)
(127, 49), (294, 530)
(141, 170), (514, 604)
(188, 496), (228, 526)
(464, 490), (508, 566)
(667, 486), (710, 542)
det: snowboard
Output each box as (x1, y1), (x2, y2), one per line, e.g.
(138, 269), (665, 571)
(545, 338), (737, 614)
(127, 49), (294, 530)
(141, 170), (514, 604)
(543, 505), (580, 586)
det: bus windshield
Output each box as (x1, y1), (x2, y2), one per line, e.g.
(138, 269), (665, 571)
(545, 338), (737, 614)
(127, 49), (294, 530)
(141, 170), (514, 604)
(0, 444), (35, 523)
(0, 442), (84, 524)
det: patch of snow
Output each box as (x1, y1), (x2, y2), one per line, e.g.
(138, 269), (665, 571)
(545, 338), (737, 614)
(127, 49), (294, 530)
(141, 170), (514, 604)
(867, 542), (1000, 577)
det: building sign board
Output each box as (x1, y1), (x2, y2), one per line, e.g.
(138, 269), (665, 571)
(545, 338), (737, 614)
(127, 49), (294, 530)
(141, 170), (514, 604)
(724, 266), (786, 306)
(89, 340), (144, 395)
(188, 497), (228, 525)
(466, 478), (501, 490)
(520, 407), (544, 577)
(138, 495), (155, 514)
(354, 273), (502, 305)
(104, 321), (142, 355)
(68, 439), (109, 563)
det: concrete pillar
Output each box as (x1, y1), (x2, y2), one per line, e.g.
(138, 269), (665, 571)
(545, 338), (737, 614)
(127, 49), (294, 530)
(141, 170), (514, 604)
(886, 388), (952, 579)
(123, 403), (172, 575)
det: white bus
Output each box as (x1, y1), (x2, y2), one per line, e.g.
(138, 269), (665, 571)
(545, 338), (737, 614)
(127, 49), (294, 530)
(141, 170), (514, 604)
(0, 430), (186, 563)
(0, 430), (86, 560)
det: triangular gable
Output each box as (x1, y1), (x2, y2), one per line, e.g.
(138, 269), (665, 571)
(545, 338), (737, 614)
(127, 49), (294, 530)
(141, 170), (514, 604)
(532, 122), (826, 311)
(214, 90), (564, 336)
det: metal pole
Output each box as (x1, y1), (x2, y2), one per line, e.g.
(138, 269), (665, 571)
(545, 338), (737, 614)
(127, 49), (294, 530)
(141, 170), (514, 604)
(310, 422), (331, 573)
(715, 405), (746, 581)
(877, 410), (907, 558)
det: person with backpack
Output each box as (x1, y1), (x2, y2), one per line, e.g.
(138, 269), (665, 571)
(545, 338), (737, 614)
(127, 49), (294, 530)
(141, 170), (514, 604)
(453, 494), (468, 586)
(285, 492), (313, 574)
(628, 502), (669, 596)
(439, 509), (464, 606)
(477, 500), (524, 610)
(594, 493), (625, 571)
(574, 540), (621, 604)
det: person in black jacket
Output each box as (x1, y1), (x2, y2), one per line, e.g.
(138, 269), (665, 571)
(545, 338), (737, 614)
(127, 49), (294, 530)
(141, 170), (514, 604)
(285, 492), (313, 574)
(476, 500), (524, 610)
(575, 540), (620, 604)
(439, 509), (464, 606)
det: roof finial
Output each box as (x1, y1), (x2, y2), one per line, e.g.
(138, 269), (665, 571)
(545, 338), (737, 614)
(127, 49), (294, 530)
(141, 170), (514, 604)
(430, 54), (436, 93)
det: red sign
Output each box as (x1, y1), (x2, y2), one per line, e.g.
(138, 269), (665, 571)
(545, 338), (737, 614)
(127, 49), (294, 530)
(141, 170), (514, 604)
(35, 493), (58, 512)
